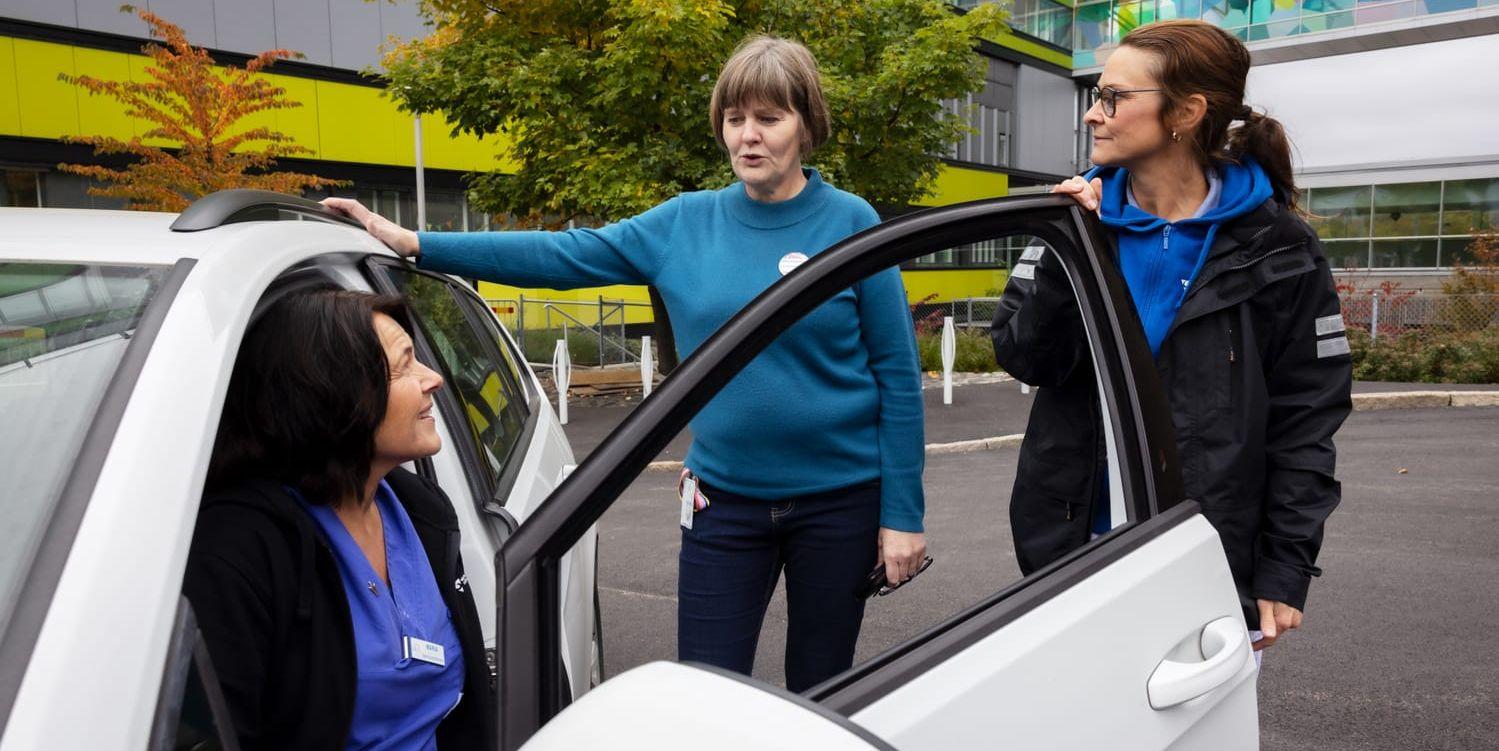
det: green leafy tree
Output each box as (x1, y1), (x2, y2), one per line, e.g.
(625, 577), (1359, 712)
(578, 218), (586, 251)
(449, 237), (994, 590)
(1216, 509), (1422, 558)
(384, 0), (1008, 227)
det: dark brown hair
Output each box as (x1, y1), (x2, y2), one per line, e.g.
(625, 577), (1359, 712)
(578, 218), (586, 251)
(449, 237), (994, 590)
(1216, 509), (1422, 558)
(208, 286), (409, 507)
(710, 35), (831, 155)
(1121, 20), (1300, 210)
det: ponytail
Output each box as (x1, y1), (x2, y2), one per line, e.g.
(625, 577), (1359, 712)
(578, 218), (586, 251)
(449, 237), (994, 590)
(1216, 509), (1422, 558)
(1225, 107), (1301, 212)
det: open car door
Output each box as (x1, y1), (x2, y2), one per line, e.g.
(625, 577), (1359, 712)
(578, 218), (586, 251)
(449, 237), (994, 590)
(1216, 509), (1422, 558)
(494, 195), (1259, 750)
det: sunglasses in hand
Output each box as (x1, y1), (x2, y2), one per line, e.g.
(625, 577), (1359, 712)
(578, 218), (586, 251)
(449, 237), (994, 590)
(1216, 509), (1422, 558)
(859, 556), (934, 599)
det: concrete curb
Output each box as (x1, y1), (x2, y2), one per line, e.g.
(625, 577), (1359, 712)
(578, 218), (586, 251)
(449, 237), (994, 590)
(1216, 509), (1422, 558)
(1354, 390), (1499, 411)
(640, 392), (1497, 471)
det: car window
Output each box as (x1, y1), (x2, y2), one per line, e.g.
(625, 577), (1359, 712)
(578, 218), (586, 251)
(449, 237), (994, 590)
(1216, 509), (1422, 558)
(485, 199), (1179, 744)
(153, 599), (238, 751)
(0, 261), (169, 642)
(385, 267), (530, 500)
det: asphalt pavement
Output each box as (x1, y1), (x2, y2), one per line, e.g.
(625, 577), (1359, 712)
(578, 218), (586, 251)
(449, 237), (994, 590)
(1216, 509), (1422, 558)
(565, 381), (1499, 749)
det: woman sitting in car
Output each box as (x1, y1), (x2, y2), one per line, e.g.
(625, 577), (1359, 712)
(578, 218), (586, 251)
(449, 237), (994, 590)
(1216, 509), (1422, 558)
(183, 287), (493, 750)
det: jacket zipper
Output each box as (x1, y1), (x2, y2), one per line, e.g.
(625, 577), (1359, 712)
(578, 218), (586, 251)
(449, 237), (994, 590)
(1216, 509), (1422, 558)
(1225, 239), (1300, 272)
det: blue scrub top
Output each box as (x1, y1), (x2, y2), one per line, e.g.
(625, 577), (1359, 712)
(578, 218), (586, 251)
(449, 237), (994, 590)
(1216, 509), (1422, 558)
(297, 480), (466, 750)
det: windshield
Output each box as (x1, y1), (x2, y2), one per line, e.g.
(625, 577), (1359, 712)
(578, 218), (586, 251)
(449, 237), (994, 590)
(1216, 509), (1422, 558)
(0, 261), (169, 641)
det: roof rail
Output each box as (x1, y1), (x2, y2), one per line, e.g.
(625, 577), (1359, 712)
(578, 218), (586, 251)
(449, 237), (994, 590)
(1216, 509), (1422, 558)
(170, 189), (365, 232)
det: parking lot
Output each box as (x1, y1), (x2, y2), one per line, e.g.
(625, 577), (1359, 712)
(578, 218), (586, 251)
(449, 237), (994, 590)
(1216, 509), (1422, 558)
(573, 382), (1499, 750)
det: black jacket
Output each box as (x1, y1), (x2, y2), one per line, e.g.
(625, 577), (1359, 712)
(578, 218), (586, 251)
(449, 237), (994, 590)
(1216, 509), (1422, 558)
(182, 468), (495, 750)
(992, 199), (1353, 626)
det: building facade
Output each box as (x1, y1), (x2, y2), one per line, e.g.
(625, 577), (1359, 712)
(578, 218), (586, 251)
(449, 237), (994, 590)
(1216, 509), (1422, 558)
(1, 0), (1095, 308)
(966, 0), (1499, 290)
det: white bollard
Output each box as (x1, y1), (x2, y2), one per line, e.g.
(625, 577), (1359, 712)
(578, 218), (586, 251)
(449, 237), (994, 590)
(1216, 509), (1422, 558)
(941, 316), (956, 405)
(552, 339), (571, 425)
(640, 335), (654, 398)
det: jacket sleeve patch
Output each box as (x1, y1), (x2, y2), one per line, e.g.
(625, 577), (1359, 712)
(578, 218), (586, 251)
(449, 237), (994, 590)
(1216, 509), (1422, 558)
(1315, 313), (1345, 336)
(1021, 245), (1046, 262)
(1011, 262), (1036, 280)
(1317, 336), (1351, 358)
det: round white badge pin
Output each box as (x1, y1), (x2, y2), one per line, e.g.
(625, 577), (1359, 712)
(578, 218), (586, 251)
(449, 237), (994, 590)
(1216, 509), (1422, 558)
(778, 252), (808, 276)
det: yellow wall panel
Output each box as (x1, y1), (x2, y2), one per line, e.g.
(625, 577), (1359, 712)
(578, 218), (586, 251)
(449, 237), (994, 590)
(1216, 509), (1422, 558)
(317, 80), (405, 165)
(124, 55), (177, 147)
(71, 48), (136, 142)
(914, 164), (1009, 206)
(902, 268), (1010, 302)
(266, 74), (320, 155)
(422, 111), (512, 174)
(13, 39), (79, 138)
(0, 38), (21, 135)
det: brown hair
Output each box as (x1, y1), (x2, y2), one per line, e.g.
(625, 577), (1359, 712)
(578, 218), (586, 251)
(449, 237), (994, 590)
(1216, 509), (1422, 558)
(709, 35), (831, 155)
(1121, 20), (1300, 210)
(208, 287), (410, 507)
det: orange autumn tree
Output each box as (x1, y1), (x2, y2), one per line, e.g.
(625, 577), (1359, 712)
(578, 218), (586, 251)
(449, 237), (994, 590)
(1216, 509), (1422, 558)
(58, 6), (343, 211)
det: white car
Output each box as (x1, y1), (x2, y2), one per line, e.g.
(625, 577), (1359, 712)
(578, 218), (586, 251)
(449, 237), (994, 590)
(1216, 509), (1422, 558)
(0, 190), (598, 750)
(1, 190), (1259, 750)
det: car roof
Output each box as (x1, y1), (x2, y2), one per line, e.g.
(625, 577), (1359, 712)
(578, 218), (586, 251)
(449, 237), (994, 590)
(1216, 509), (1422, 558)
(0, 207), (398, 268)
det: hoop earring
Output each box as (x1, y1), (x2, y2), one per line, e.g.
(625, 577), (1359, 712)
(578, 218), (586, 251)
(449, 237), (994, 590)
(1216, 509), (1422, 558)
(1171, 130), (1182, 142)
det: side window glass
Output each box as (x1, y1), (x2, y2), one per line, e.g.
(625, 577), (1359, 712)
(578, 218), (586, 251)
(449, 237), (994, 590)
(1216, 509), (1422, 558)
(152, 598), (238, 751)
(591, 226), (1131, 685)
(386, 268), (529, 499)
(454, 286), (532, 407)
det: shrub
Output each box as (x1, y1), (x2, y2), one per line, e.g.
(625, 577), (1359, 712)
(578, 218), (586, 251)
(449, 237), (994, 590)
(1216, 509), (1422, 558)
(1348, 326), (1499, 384)
(916, 329), (1000, 373)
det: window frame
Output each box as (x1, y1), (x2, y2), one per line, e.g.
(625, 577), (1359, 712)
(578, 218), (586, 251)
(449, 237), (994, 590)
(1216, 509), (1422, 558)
(486, 196), (1183, 749)
(0, 259), (194, 738)
(148, 597), (241, 751)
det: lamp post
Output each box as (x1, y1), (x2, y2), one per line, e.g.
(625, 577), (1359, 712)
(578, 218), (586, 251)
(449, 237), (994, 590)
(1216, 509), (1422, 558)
(414, 113), (426, 230)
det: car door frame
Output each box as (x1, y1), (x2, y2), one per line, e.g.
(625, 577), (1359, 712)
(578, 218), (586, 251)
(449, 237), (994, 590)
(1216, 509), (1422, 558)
(484, 194), (1187, 749)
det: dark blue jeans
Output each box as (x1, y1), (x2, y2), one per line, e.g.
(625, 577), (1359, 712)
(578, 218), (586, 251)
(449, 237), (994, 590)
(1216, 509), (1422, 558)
(678, 479), (881, 692)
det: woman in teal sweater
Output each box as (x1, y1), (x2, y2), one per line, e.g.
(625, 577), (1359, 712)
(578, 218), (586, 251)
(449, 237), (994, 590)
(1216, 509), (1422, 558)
(325, 35), (925, 691)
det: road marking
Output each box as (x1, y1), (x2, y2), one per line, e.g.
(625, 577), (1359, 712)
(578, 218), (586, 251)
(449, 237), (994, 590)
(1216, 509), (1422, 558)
(600, 585), (677, 603)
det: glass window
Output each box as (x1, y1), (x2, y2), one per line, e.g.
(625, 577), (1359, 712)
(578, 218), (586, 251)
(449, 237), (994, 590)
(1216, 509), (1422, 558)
(1114, 0), (1160, 37)
(1308, 185), (1371, 239)
(1157, 0), (1205, 20)
(388, 269), (530, 500)
(1371, 238), (1439, 268)
(1322, 239), (1371, 269)
(1442, 178), (1499, 235)
(425, 190), (466, 232)
(1074, 1), (1114, 52)
(465, 198), (492, 232)
(1203, 0), (1252, 28)
(1251, 0), (1299, 23)
(0, 262), (169, 644)
(1373, 182), (1442, 237)
(2, 170), (40, 207)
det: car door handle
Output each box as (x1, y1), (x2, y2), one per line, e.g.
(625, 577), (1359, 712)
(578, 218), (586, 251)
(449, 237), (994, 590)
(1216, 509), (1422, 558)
(1147, 616), (1251, 710)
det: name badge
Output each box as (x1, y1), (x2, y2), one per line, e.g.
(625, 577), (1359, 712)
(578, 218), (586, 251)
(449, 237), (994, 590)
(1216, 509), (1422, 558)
(403, 636), (446, 667)
(680, 475), (698, 530)
(778, 252), (808, 276)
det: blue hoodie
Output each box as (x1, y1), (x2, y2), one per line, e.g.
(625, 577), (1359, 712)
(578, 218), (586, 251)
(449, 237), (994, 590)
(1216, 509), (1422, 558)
(1087, 157), (1275, 357)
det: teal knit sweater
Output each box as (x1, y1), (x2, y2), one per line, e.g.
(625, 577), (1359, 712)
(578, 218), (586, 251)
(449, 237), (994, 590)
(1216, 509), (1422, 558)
(417, 169), (925, 531)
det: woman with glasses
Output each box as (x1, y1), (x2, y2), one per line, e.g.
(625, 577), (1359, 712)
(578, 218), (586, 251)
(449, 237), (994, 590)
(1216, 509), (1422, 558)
(993, 20), (1352, 656)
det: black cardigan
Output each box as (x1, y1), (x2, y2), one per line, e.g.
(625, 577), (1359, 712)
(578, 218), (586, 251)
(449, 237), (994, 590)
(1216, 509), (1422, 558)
(183, 468), (495, 750)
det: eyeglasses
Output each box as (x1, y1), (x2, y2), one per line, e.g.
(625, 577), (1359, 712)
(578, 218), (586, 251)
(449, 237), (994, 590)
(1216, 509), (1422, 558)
(1091, 85), (1165, 118)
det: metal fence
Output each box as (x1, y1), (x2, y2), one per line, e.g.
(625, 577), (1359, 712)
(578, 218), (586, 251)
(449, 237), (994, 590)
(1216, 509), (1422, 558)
(911, 298), (1002, 334)
(485, 296), (655, 367)
(912, 292), (1499, 338)
(1339, 292), (1499, 342)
